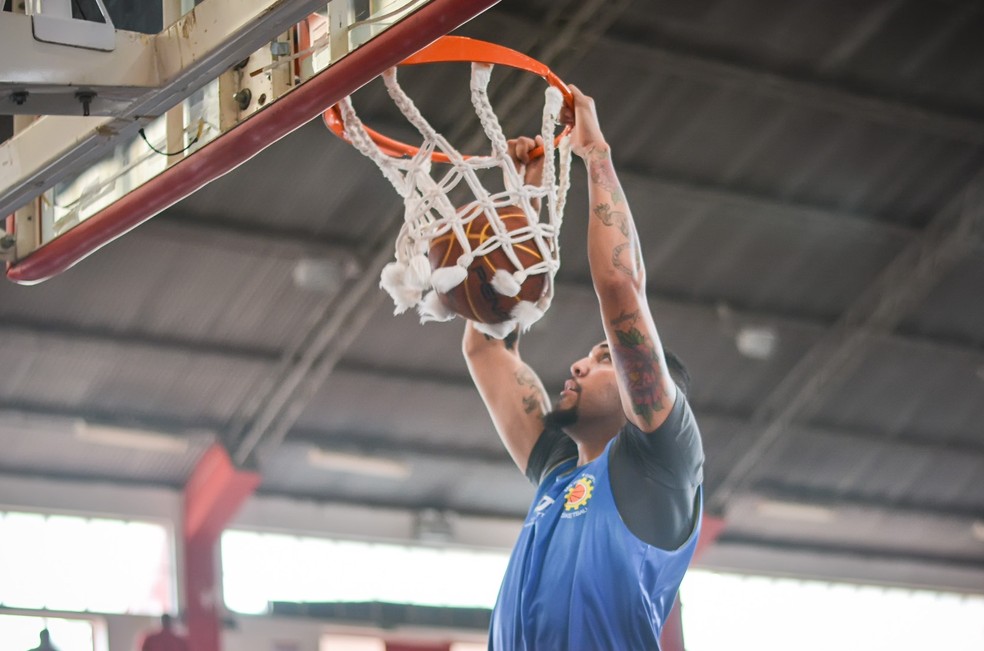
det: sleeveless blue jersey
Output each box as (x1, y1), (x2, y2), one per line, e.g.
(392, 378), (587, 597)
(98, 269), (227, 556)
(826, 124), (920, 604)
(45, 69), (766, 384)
(489, 439), (702, 651)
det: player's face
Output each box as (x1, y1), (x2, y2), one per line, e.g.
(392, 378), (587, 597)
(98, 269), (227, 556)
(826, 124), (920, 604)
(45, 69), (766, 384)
(551, 341), (621, 422)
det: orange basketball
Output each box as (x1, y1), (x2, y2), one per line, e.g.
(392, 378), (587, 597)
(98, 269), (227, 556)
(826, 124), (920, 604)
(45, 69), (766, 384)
(428, 206), (547, 324)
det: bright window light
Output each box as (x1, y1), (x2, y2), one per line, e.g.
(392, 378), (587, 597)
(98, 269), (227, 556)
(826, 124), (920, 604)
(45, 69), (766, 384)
(222, 530), (510, 614)
(680, 570), (984, 651)
(320, 634), (386, 651)
(0, 510), (173, 615)
(0, 614), (95, 651)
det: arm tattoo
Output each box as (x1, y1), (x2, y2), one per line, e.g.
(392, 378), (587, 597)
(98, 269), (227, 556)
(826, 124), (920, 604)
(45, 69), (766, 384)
(515, 368), (544, 415)
(609, 310), (665, 426)
(612, 241), (636, 278)
(522, 394), (541, 415)
(587, 150), (624, 205)
(593, 203), (629, 236)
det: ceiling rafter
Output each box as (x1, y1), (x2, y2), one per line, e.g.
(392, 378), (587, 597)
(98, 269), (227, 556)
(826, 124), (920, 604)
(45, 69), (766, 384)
(3, 266), (982, 407)
(151, 210), (364, 264)
(590, 22), (984, 144)
(817, 0), (907, 71)
(318, 115), (943, 246)
(708, 171), (984, 514)
(4, 366), (983, 501)
(0, 317), (280, 362)
(713, 533), (984, 571)
(750, 480), (984, 522)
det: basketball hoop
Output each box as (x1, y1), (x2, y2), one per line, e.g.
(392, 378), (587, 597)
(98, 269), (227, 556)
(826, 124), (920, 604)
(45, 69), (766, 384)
(324, 36), (573, 339)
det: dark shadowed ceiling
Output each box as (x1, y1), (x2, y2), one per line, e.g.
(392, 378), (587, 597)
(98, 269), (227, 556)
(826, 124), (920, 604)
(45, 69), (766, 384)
(2, 0), (984, 594)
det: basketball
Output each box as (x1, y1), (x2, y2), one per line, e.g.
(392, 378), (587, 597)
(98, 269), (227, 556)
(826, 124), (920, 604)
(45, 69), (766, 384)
(428, 206), (547, 324)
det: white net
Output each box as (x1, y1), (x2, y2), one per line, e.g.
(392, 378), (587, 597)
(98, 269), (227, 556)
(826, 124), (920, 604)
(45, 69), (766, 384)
(336, 63), (572, 339)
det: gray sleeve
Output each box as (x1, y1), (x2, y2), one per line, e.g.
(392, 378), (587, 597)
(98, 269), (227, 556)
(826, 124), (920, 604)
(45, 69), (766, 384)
(609, 395), (704, 550)
(525, 426), (578, 485)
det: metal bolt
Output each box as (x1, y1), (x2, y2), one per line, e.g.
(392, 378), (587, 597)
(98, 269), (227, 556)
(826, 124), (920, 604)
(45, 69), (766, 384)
(1, 235), (15, 250)
(10, 91), (28, 106)
(232, 89), (252, 111)
(76, 91), (96, 117)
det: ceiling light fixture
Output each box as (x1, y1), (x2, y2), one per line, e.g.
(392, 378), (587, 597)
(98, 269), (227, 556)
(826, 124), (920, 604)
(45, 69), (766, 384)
(972, 520), (984, 542)
(292, 255), (359, 293)
(306, 447), (411, 480)
(73, 420), (190, 454)
(756, 499), (836, 523)
(736, 325), (778, 360)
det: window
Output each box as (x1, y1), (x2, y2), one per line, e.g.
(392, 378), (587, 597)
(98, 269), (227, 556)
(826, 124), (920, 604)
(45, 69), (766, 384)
(680, 569), (984, 651)
(0, 511), (174, 615)
(222, 530), (509, 614)
(0, 614), (96, 651)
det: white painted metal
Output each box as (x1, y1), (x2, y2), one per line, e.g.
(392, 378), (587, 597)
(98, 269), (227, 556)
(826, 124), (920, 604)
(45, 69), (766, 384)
(0, 0), (329, 221)
(5, 16), (131, 86)
(30, 0), (116, 52)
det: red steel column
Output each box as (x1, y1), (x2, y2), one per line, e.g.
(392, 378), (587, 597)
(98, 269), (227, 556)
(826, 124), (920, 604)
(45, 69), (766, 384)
(183, 443), (261, 651)
(660, 514), (727, 651)
(385, 642), (451, 651)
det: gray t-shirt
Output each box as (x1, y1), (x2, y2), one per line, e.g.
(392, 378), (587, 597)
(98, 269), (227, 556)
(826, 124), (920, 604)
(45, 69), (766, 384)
(524, 395), (704, 550)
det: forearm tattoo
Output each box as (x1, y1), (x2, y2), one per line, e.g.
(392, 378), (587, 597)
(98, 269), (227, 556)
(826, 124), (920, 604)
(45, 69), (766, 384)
(612, 241), (636, 278)
(515, 368), (544, 415)
(593, 203), (629, 237)
(587, 149), (624, 205)
(609, 310), (665, 426)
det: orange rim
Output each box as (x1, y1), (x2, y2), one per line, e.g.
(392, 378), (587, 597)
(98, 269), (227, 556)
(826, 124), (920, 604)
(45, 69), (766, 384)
(322, 36), (573, 163)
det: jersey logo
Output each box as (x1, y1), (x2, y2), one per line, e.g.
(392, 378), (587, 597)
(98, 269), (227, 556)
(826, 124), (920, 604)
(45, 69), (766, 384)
(563, 475), (595, 513)
(525, 495), (556, 527)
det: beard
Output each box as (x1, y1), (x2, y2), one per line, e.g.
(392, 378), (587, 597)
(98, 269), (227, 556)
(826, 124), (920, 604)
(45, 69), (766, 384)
(544, 402), (579, 428)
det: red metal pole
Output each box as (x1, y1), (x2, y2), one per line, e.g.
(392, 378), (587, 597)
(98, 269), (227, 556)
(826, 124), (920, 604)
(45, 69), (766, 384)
(660, 514), (727, 651)
(183, 444), (262, 651)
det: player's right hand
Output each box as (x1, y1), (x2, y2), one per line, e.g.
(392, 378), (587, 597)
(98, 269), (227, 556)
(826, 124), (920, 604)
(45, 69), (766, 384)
(562, 85), (610, 159)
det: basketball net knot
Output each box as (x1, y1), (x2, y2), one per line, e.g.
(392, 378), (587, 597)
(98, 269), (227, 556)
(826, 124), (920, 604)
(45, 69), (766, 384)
(338, 63), (572, 339)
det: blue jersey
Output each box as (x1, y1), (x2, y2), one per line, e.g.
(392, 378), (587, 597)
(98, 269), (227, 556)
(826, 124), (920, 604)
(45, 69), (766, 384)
(490, 438), (702, 650)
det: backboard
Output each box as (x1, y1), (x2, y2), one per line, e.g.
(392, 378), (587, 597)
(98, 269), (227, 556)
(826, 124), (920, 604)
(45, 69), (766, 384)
(0, 0), (500, 284)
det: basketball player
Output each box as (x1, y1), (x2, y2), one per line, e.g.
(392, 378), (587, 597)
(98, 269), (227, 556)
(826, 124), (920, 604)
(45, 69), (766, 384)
(463, 86), (704, 650)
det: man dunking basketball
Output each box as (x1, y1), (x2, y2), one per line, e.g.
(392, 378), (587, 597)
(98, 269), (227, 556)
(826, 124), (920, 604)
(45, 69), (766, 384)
(463, 86), (705, 650)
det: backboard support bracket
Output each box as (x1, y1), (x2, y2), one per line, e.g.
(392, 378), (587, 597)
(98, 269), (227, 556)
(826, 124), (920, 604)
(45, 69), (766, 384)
(4, 0), (502, 284)
(29, 0), (117, 52)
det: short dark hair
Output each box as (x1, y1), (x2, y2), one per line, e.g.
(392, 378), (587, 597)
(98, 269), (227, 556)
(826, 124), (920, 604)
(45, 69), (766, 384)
(664, 349), (691, 396)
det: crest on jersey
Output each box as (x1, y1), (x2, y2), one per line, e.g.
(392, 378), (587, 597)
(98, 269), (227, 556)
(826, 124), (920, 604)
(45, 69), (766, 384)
(563, 475), (595, 513)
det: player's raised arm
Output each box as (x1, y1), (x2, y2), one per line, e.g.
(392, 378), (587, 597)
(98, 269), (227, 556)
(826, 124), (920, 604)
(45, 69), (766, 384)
(463, 322), (550, 474)
(463, 135), (551, 474)
(566, 85), (677, 433)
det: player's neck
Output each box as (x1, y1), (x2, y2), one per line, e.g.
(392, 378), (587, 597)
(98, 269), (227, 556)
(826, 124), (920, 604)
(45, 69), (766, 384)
(564, 415), (625, 466)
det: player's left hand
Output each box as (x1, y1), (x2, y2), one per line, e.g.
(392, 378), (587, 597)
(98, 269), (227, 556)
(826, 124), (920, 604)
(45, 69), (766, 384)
(507, 136), (545, 185)
(507, 136), (545, 211)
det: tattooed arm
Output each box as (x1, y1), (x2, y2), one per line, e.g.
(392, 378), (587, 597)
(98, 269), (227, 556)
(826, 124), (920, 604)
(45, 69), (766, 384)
(463, 321), (550, 474)
(566, 86), (677, 433)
